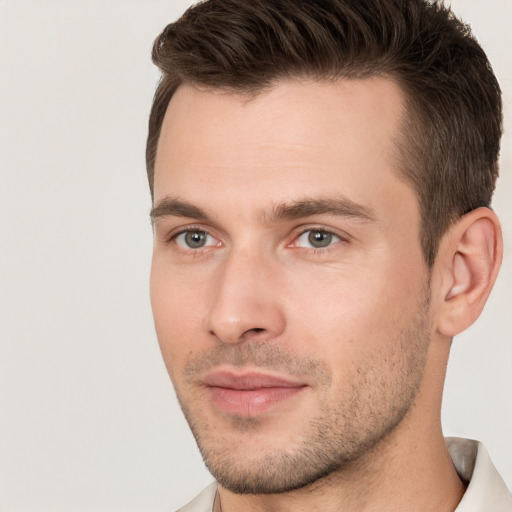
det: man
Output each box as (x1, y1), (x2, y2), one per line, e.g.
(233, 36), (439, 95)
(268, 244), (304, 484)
(146, 0), (511, 510)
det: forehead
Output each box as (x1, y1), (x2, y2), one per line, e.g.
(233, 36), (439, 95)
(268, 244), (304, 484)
(153, 78), (413, 220)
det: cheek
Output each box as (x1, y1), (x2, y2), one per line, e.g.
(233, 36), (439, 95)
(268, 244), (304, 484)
(285, 262), (422, 366)
(150, 260), (208, 374)
(286, 267), (385, 335)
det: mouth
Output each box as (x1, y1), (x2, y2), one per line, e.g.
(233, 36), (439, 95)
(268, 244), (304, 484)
(202, 369), (308, 417)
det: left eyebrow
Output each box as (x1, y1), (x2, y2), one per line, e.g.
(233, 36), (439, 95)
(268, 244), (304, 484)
(263, 197), (376, 223)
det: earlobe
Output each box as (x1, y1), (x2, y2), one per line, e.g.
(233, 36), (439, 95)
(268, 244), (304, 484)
(437, 207), (502, 337)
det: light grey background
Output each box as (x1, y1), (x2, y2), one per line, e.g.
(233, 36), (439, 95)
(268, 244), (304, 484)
(0, 1), (510, 510)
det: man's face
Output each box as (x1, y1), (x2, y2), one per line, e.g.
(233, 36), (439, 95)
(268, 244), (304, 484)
(150, 78), (434, 494)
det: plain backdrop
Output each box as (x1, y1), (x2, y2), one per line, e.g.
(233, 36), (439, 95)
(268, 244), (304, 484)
(0, 1), (510, 511)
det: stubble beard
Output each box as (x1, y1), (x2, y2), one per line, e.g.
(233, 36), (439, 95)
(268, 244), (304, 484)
(174, 292), (432, 495)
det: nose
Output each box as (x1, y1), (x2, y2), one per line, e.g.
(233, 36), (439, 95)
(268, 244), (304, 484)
(203, 249), (286, 345)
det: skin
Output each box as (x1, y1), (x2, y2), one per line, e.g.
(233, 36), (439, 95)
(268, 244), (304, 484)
(150, 78), (500, 511)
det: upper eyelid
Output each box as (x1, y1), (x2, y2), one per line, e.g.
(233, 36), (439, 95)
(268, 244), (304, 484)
(292, 225), (350, 241)
(157, 223), (218, 241)
(172, 225), (209, 237)
(296, 228), (341, 239)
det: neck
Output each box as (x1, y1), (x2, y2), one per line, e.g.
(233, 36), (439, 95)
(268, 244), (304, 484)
(216, 425), (465, 512)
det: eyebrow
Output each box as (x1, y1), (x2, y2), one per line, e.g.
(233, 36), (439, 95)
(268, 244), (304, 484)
(264, 197), (376, 223)
(150, 197), (210, 223)
(150, 196), (376, 224)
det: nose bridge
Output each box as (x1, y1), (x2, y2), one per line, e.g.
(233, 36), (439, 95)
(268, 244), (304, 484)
(204, 244), (285, 344)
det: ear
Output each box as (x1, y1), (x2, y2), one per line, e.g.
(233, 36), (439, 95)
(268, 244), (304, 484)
(435, 207), (503, 337)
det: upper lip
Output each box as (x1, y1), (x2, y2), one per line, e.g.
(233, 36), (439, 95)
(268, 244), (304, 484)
(202, 370), (306, 390)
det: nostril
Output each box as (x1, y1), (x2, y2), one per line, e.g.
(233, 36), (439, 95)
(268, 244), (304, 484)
(250, 328), (265, 333)
(240, 327), (266, 339)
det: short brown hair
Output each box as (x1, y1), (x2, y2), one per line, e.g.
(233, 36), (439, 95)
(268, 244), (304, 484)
(146, 0), (502, 265)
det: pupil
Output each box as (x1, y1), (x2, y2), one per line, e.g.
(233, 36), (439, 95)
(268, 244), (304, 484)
(308, 230), (332, 248)
(185, 231), (206, 248)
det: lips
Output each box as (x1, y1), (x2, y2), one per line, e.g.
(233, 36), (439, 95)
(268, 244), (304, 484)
(202, 370), (307, 417)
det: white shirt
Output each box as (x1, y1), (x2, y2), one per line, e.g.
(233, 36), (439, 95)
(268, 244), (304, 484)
(176, 437), (512, 511)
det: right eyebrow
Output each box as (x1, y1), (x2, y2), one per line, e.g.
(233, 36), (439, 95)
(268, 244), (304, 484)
(150, 197), (210, 223)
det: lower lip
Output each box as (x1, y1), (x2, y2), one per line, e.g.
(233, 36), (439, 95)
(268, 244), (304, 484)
(207, 386), (306, 417)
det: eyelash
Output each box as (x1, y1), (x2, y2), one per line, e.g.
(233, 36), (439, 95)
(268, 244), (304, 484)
(291, 227), (347, 253)
(165, 225), (348, 255)
(166, 225), (220, 252)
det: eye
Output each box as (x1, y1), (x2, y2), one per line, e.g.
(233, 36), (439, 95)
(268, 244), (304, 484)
(175, 230), (218, 249)
(294, 229), (341, 249)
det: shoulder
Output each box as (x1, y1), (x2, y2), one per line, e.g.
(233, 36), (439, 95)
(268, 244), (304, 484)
(174, 482), (218, 512)
(447, 437), (512, 511)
